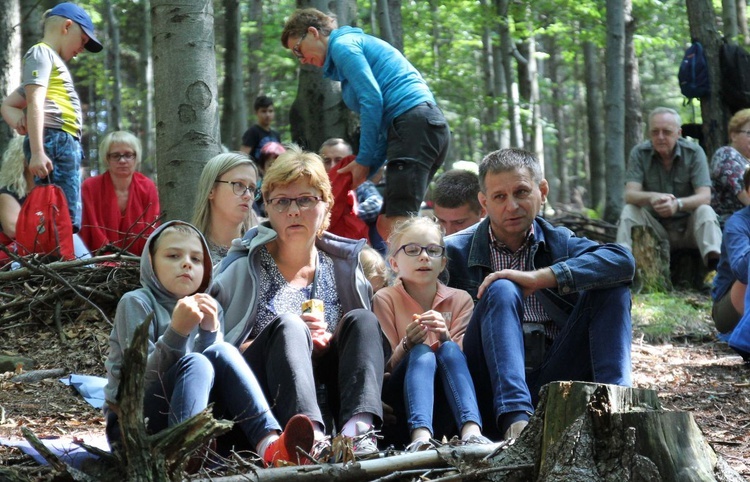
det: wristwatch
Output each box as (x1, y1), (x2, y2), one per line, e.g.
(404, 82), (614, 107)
(676, 198), (684, 212)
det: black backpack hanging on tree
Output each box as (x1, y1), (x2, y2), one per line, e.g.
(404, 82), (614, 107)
(678, 39), (710, 105)
(720, 40), (750, 114)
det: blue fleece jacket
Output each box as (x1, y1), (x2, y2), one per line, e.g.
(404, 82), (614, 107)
(323, 26), (435, 172)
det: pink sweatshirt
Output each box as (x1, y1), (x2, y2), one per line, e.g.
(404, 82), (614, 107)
(372, 279), (474, 371)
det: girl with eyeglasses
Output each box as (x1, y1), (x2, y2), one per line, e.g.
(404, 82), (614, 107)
(373, 216), (492, 452)
(192, 152), (260, 265)
(79, 130), (160, 256)
(210, 144), (385, 461)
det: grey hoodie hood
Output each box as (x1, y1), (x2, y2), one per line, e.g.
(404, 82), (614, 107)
(140, 220), (214, 317)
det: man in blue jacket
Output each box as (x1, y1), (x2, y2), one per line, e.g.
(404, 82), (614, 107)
(444, 148), (635, 441)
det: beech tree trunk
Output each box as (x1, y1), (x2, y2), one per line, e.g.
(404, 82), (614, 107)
(139, 0), (155, 173)
(152, 0), (222, 222)
(584, 41), (605, 211)
(603, 0), (625, 224)
(105, 0), (122, 132)
(220, 0), (245, 151)
(624, 0), (643, 169)
(686, 0), (730, 160)
(246, 0), (263, 117)
(0, 0), (21, 153)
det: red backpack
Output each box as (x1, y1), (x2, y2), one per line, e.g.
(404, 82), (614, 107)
(15, 184), (75, 261)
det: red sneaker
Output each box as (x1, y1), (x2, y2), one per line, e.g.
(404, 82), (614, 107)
(263, 414), (315, 466)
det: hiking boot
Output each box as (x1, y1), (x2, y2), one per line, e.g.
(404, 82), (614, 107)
(263, 414), (315, 466)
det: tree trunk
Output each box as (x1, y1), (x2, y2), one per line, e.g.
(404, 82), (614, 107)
(549, 40), (567, 205)
(0, 0), (21, 153)
(603, 0), (625, 224)
(19, 0), (41, 56)
(220, 0), (245, 151)
(386, 0), (403, 53)
(527, 32), (545, 179)
(152, 0), (222, 222)
(624, 0), (643, 173)
(375, 0), (396, 49)
(105, 0), (122, 132)
(723, 0), (738, 40)
(737, 0), (749, 45)
(584, 41), (605, 211)
(480, 0), (500, 153)
(246, 0), (263, 119)
(139, 0), (155, 174)
(686, 0), (730, 160)
(496, 0), (523, 149)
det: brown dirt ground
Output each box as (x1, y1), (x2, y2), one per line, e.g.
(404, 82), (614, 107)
(0, 293), (748, 479)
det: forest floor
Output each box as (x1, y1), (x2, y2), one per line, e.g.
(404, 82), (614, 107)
(0, 289), (748, 479)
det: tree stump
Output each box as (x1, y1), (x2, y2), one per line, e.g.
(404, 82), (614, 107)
(631, 225), (672, 293)
(486, 381), (744, 482)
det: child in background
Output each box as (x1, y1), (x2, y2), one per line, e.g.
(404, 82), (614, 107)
(373, 217), (491, 451)
(360, 244), (387, 293)
(1, 3), (102, 230)
(241, 96), (281, 161)
(104, 221), (314, 467)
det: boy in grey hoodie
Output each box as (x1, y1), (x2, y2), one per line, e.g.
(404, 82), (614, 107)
(104, 221), (314, 467)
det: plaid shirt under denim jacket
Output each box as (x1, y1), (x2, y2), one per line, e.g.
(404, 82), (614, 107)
(443, 216), (635, 329)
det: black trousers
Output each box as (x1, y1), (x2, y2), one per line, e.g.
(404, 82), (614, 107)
(243, 309), (385, 433)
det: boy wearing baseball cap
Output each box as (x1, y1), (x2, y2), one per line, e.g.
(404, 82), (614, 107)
(1, 2), (102, 231)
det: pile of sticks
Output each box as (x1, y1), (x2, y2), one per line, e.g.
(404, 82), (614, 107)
(0, 250), (141, 328)
(548, 210), (618, 244)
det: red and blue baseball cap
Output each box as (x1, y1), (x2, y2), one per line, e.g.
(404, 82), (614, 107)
(48, 3), (103, 53)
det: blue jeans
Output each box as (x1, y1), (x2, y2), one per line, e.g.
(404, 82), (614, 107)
(384, 342), (482, 437)
(463, 279), (632, 438)
(107, 342), (279, 450)
(23, 129), (82, 230)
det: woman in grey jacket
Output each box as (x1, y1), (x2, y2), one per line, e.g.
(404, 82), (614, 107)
(211, 145), (385, 459)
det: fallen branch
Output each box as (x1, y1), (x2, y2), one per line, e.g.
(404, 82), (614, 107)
(11, 368), (66, 383)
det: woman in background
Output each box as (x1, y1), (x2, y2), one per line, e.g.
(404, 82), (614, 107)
(193, 152), (259, 265)
(80, 131), (160, 256)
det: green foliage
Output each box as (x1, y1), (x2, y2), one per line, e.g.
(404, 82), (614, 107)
(13, 0), (705, 185)
(631, 292), (714, 343)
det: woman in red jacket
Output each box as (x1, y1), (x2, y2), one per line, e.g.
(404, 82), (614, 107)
(80, 131), (160, 256)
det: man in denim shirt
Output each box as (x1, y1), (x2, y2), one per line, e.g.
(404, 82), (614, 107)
(444, 148), (635, 441)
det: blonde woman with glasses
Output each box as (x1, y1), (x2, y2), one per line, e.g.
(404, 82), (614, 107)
(192, 152), (260, 265)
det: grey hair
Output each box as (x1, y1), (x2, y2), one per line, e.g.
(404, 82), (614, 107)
(478, 148), (543, 192)
(648, 107), (682, 129)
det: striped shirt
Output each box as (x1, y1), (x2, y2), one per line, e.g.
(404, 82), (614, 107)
(488, 225), (557, 338)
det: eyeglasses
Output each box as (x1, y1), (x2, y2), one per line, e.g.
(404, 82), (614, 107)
(267, 195), (322, 213)
(107, 152), (136, 162)
(292, 32), (307, 59)
(215, 180), (256, 197)
(396, 243), (445, 258)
